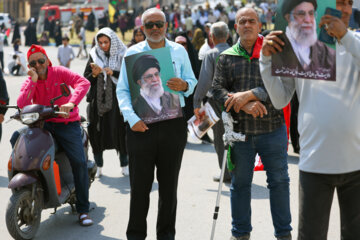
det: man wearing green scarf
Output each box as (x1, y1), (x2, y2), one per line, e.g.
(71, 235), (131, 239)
(212, 7), (292, 240)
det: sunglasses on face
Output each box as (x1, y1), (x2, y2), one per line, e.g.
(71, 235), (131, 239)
(144, 21), (165, 29)
(29, 58), (46, 67)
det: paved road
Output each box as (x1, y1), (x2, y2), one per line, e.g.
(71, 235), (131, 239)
(0, 45), (341, 240)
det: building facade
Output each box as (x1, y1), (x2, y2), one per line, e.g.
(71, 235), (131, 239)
(0, 0), (69, 23)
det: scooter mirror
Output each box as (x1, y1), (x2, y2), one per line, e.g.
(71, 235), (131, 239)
(60, 83), (71, 97)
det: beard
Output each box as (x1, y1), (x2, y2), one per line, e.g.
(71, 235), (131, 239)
(288, 18), (317, 48)
(145, 31), (166, 43)
(141, 79), (165, 99)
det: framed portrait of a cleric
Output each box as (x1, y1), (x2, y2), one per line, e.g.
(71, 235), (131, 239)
(124, 47), (183, 124)
(272, 0), (337, 81)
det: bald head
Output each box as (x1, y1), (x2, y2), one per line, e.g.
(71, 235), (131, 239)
(235, 7), (260, 23)
(141, 8), (166, 24)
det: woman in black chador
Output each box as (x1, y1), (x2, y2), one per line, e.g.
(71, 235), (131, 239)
(11, 22), (21, 44)
(83, 27), (129, 177)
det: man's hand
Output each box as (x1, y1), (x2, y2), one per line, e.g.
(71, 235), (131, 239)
(27, 67), (38, 83)
(90, 63), (102, 76)
(262, 30), (285, 57)
(0, 114), (4, 124)
(59, 102), (75, 118)
(225, 91), (255, 113)
(167, 78), (188, 92)
(131, 120), (149, 132)
(319, 15), (348, 41)
(103, 67), (113, 76)
(194, 108), (201, 120)
(241, 101), (268, 118)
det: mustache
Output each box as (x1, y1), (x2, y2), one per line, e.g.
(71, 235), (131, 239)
(300, 23), (313, 27)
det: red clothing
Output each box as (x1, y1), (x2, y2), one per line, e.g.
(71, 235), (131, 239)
(17, 66), (90, 123)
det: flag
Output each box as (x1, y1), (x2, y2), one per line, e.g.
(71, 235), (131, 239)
(108, 4), (116, 24)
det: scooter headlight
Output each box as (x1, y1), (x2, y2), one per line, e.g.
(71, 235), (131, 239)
(20, 113), (39, 124)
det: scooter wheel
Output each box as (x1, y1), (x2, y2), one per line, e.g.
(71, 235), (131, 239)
(6, 189), (42, 240)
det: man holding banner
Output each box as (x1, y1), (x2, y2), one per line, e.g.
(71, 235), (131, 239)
(260, 0), (360, 239)
(116, 7), (197, 240)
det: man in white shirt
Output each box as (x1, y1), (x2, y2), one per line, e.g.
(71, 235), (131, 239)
(260, 0), (360, 239)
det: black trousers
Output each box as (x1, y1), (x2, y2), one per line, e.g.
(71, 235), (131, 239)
(207, 97), (230, 179)
(126, 117), (187, 240)
(298, 170), (360, 240)
(0, 51), (4, 70)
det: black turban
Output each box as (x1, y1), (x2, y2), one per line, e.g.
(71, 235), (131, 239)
(282, 0), (317, 16)
(132, 54), (161, 83)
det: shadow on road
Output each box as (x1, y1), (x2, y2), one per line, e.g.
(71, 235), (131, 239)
(185, 142), (215, 153)
(287, 155), (299, 165)
(98, 175), (159, 194)
(99, 175), (131, 195)
(206, 183), (268, 199)
(0, 175), (9, 188)
(34, 203), (123, 240)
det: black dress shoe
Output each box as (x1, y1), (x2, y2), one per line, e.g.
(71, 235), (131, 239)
(201, 133), (213, 144)
(213, 175), (231, 183)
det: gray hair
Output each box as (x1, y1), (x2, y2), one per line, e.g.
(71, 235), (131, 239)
(141, 8), (166, 24)
(210, 21), (229, 40)
(235, 7), (260, 23)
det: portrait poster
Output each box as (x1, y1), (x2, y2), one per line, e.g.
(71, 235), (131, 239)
(187, 102), (219, 140)
(125, 47), (183, 124)
(272, 0), (337, 81)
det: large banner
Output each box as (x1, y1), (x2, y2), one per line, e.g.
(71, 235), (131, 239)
(125, 47), (183, 124)
(272, 0), (337, 81)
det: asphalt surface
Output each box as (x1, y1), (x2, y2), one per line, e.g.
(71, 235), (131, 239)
(0, 45), (341, 240)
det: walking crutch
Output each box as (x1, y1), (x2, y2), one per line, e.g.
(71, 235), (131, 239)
(210, 146), (229, 240)
(210, 112), (246, 240)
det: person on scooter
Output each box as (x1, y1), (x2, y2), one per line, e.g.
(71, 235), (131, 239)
(16, 44), (93, 226)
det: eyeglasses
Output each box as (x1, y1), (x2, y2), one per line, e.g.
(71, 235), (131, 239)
(142, 71), (161, 82)
(29, 58), (46, 67)
(144, 21), (165, 29)
(292, 10), (317, 20)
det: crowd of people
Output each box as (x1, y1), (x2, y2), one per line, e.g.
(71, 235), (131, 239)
(0, 0), (359, 240)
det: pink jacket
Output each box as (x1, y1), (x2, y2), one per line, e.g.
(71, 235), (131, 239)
(17, 66), (90, 123)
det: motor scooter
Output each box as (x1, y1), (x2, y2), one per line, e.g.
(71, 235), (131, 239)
(4, 83), (97, 240)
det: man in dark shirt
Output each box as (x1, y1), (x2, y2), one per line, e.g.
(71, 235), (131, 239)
(212, 7), (292, 240)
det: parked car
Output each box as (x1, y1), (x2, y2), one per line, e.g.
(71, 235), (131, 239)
(0, 13), (11, 29)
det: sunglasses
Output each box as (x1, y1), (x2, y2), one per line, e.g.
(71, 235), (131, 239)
(144, 21), (165, 29)
(29, 58), (46, 67)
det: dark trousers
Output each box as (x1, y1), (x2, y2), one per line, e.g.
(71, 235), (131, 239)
(298, 170), (360, 240)
(208, 97), (230, 179)
(94, 151), (128, 167)
(44, 122), (90, 213)
(11, 64), (21, 75)
(11, 122), (90, 213)
(126, 118), (187, 240)
(0, 51), (4, 70)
